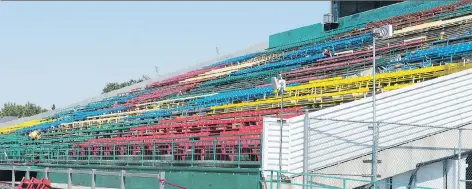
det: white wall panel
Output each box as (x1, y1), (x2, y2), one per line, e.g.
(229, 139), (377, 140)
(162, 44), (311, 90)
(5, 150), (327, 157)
(263, 68), (472, 181)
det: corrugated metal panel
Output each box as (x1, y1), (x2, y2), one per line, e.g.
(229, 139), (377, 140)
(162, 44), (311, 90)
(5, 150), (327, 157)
(262, 116), (306, 174)
(262, 118), (292, 173)
(263, 68), (472, 174)
(305, 68), (472, 171)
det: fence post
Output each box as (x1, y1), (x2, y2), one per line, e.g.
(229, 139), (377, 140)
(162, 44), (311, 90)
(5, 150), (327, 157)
(120, 170), (126, 189)
(67, 168), (72, 189)
(238, 135), (242, 168)
(310, 174), (313, 189)
(91, 169), (96, 189)
(171, 138), (174, 167)
(191, 139), (195, 167)
(113, 144), (116, 161)
(152, 140), (156, 167)
(303, 110), (309, 189)
(87, 145), (91, 165)
(100, 144), (103, 165)
(457, 129), (463, 189)
(44, 167), (49, 179)
(159, 172), (165, 189)
(141, 141), (144, 166)
(213, 136), (217, 167)
(276, 170), (281, 189)
(26, 166), (30, 179)
(11, 166), (15, 188)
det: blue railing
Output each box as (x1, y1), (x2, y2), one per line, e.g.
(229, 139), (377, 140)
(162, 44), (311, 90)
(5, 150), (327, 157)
(206, 52), (264, 68)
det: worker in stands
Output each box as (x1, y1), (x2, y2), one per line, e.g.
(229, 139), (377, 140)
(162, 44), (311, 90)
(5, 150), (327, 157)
(323, 49), (332, 57)
(28, 130), (41, 140)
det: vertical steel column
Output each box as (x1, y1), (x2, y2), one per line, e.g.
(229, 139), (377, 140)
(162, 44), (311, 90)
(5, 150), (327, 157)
(120, 170), (126, 189)
(213, 137), (217, 167)
(279, 91), (284, 175)
(113, 144), (116, 162)
(87, 145), (91, 165)
(152, 140), (156, 166)
(141, 141), (144, 166)
(372, 36), (379, 188)
(67, 168), (72, 189)
(11, 166), (15, 189)
(127, 142), (130, 166)
(458, 129), (463, 189)
(91, 169), (96, 189)
(191, 140), (195, 167)
(303, 110), (309, 188)
(100, 144), (103, 165)
(159, 172), (166, 189)
(171, 139), (174, 167)
(26, 167), (30, 179)
(32, 148), (35, 164)
(276, 170), (281, 189)
(238, 135), (242, 168)
(310, 175), (313, 189)
(44, 167), (49, 179)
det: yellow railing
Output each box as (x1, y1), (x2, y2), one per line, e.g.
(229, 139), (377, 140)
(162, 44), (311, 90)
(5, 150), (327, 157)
(211, 63), (472, 112)
(4, 63), (471, 134)
(0, 119), (50, 134)
(383, 83), (414, 91)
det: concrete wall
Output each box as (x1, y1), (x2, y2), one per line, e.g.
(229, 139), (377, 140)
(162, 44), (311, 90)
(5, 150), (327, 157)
(37, 170), (259, 189)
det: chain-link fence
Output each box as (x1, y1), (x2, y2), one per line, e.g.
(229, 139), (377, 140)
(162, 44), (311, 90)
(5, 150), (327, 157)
(261, 68), (472, 188)
(306, 117), (472, 189)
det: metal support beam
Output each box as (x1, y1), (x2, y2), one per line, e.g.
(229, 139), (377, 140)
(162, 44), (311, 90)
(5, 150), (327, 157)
(303, 110), (309, 188)
(26, 167), (30, 179)
(372, 36), (379, 188)
(458, 129), (463, 189)
(279, 92), (284, 175)
(159, 172), (166, 189)
(67, 168), (72, 189)
(44, 167), (49, 180)
(121, 170), (126, 189)
(91, 169), (96, 189)
(11, 166), (15, 189)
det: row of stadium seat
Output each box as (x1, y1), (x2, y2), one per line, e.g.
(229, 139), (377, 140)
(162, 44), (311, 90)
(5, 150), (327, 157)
(1, 2), (471, 169)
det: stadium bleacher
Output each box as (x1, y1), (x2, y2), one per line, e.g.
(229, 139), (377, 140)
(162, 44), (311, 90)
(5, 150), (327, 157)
(0, 0), (472, 171)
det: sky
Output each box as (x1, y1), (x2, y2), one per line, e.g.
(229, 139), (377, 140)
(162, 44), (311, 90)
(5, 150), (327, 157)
(0, 1), (330, 109)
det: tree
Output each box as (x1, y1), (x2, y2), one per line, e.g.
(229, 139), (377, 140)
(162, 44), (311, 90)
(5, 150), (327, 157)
(51, 104), (56, 110)
(0, 102), (48, 118)
(101, 75), (150, 94)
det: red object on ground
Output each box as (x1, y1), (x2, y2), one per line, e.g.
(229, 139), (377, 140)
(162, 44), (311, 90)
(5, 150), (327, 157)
(17, 177), (51, 189)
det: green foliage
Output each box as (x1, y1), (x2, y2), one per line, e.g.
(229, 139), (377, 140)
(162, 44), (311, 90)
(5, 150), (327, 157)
(0, 102), (48, 118)
(101, 75), (150, 94)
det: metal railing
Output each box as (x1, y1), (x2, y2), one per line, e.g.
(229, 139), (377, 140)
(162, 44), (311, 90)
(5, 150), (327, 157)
(0, 166), (166, 189)
(0, 134), (262, 169)
(261, 170), (436, 189)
